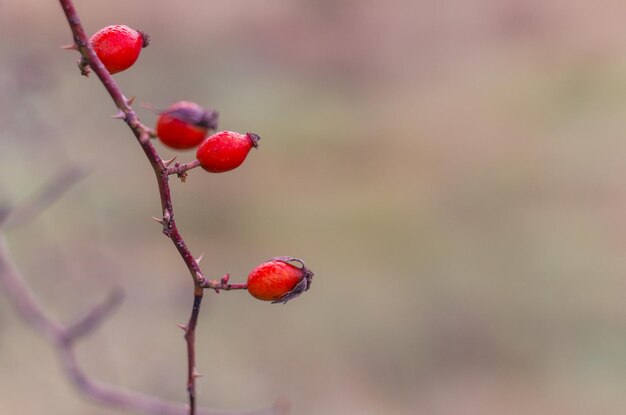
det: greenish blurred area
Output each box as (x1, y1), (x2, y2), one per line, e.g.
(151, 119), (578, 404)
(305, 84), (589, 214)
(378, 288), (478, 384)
(3, 1), (626, 414)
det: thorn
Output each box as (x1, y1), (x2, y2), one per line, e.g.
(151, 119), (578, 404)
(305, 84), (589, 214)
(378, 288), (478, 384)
(111, 110), (126, 120)
(61, 43), (78, 51)
(151, 216), (164, 225)
(220, 273), (230, 284)
(163, 157), (177, 168)
(193, 371), (203, 378)
(127, 96), (136, 106)
(195, 254), (204, 265)
(176, 323), (188, 332)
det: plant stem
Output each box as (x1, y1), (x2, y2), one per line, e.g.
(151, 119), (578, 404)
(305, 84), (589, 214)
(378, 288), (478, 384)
(57, 2), (207, 413)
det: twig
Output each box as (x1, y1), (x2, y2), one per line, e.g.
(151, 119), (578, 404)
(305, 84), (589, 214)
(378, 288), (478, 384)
(184, 293), (203, 415)
(166, 160), (202, 177)
(64, 288), (124, 343)
(55, 1), (236, 413)
(1, 166), (87, 230)
(53, 1), (271, 414)
(200, 274), (248, 293)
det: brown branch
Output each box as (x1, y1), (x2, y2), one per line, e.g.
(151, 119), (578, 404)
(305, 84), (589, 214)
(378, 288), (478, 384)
(58, 0), (203, 284)
(53, 1), (273, 414)
(184, 291), (203, 415)
(166, 160), (202, 180)
(58, 1), (205, 408)
(200, 274), (248, 293)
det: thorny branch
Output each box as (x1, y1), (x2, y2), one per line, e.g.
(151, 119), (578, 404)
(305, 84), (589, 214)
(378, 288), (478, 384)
(0, 1), (282, 415)
(55, 0), (255, 414)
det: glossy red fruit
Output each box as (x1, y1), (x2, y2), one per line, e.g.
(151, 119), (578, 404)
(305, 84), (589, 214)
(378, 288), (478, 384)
(90, 25), (149, 74)
(196, 131), (260, 173)
(156, 101), (218, 150)
(247, 257), (313, 304)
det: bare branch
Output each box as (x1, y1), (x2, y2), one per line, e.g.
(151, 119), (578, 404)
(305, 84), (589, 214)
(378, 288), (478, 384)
(1, 166), (88, 230)
(0, 235), (65, 340)
(64, 288), (124, 343)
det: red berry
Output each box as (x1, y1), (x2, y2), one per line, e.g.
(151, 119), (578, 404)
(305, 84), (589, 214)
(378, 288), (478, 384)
(156, 101), (218, 150)
(90, 25), (149, 74)
(196, 131), (260, 173)
(247, 257), (313, 304)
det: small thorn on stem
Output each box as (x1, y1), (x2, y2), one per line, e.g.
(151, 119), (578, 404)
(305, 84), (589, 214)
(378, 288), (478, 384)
(163, 157), (177, 168)
(193, 371), (203, 379)
(220, 274), (230, 284)
(111, 110), (126, 120)
(151, 216), (164, 225)
(195, 254), (204, 265)
(176, 323), (188, 332)
(61, 43), (78, 51)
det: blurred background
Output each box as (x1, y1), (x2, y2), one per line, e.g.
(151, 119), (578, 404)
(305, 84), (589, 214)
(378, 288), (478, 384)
(3, 1), (626, 414)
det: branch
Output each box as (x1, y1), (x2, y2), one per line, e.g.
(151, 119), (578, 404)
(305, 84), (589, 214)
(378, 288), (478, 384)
(56, 1), (255, 414)
(166, 160), (202, 183)
(200, 274), (248, 293)
(1, 166), (88, 230)
(64, 288), (124, 343)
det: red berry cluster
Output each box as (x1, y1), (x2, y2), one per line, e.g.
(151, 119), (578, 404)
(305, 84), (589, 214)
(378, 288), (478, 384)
(156, 101), (216, 150)
(89, 26), (260, 174)
(86, 24), (313, 303)
(155, 102), (259, 173)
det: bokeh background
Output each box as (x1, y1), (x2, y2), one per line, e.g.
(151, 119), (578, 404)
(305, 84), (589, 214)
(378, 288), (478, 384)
(3, 1), (626, 414)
